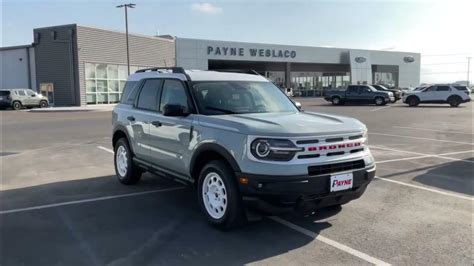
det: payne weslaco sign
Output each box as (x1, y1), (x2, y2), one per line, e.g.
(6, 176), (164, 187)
(207, 46), (297, 59)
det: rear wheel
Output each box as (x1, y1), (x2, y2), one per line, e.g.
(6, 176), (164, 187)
(407, 96), (419, 107)
(374, 97), (385, 106)
(198, 160), (246, 229)
(448, 96), (461, 107)
(114, 138), (142, 185)
(331, 96), (341, 105)
(12, 101), (22, 110)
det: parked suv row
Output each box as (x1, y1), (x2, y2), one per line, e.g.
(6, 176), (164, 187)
(0, 88), (49, 110)
(112, 67), (376, 228)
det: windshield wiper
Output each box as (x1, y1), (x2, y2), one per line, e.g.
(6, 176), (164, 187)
(205, 106), (237, 114)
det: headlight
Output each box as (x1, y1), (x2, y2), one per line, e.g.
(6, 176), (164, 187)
(250, 138), (303, 161)
(388, 92), (394, 96)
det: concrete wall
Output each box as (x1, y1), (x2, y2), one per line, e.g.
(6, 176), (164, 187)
(176, 38), (420, 88)
(76, 26), (176, 105)
(0, 46), (36, 90)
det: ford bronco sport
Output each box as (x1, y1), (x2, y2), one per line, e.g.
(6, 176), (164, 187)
(112, 67), (376, 228)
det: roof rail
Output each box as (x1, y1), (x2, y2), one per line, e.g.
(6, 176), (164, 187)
(135, 67), (191, 81)
(212, 69), (262, 76)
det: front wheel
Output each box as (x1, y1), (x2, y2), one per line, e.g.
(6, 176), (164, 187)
(407, 96), (419, 107)
(114, 138), (142, 185)
(39, 100), (48, 108)
(198, 160), (246, 229)
(331, 97), (342, 105)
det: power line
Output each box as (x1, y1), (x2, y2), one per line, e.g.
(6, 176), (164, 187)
(422, 53), (471, 57)
(421, 62), (467, 65)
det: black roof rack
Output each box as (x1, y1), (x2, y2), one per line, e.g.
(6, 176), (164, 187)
(212, 69), (262, 76)
(135, 67), (191, 81)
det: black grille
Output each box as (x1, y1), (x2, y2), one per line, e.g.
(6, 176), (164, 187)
(327, 151), (345, 156)
(296, 139), (319, 144)
(349, 135), (363, 140)
(325, 137), (344, 143)
(308, 159), (365, 176)
(298, 154), (320, 159)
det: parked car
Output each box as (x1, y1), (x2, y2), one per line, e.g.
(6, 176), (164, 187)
(371, 84), (402, 102)
(325, 85), (394, 106)
(0, 88), (49, 110)
(453, 85), (471, 96)
(112, 67), (376, 228)
(402, 85), (471, 107)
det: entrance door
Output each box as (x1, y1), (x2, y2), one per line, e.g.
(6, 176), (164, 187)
(40, 83), (54, 106)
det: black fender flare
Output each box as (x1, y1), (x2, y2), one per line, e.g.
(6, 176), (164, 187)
(190, 143), (242, 176)
(112, 126), (134, 154)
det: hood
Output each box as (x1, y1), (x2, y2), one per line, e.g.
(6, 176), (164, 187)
(197, 111), (366, 136)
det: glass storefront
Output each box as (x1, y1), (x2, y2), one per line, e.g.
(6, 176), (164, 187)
(265, 71), (285, 88)
(290, 72), (350, 97)
(85, 63), (149, 104)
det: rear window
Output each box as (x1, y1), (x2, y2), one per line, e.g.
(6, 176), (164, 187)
(120, 81), (138, 104)
(0, 91), (10, 96)
(454, 86), (468, 92)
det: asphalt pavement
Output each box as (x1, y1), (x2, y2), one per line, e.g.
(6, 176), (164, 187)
(0, 99), (472, 265)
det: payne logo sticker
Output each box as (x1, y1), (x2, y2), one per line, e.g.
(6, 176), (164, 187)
(330, 173), (353, 192)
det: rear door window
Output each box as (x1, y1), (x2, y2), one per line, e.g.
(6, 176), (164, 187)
(120, 81), (138, 104)
(347, 86), (359, 93)
(17, 90), (26, 96)
(136, 79), (162, 111)
(436, 86), (450, 91)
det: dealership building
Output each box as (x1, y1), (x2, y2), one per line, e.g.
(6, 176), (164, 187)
(0, 24), (420, 106)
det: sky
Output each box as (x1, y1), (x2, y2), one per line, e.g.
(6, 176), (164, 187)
(1, 0), (473, 84)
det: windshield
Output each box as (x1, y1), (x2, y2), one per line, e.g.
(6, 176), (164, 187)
(192, 81), (298, 115)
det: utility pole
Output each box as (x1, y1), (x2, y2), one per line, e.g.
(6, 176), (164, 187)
(467, 57), (471, 87)
(116, 3), (136, 75)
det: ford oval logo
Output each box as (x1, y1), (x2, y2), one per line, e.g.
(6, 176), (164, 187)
(404, 56), (415, 63)
(355, 57), (366, 63)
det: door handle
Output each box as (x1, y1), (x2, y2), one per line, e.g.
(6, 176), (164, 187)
(151, 121), (162, 127)
(127, 116), (135, 122)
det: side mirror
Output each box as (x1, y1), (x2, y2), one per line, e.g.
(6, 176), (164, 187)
(294, 101), (302, 109)
(163, 104), (188, 117)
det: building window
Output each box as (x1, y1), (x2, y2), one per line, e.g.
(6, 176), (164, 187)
(85, 63), (150, 104)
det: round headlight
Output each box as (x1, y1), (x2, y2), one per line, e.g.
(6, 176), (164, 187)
(255, 141), (270, 158)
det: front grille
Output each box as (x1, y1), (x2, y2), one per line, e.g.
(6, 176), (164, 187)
(308, 159), (365, 176)
(296, 139), (319, 145)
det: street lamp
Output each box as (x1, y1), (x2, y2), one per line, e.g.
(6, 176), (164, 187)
(116, 3), (136, 75)
(467, 57), (471, 87)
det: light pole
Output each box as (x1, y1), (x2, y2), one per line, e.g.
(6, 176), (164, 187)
(116, 3), (136, 75)
(467, 57), (471, 87)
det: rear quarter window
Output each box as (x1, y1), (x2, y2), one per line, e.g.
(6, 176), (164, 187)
(120, 81), (138, 104)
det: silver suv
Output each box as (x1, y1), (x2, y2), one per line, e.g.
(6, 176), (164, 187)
(112, 67), (376, 228)
(0, 88), (49, 110)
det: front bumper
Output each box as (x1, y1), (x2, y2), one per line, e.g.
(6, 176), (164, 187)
(237, 164), (376, 214)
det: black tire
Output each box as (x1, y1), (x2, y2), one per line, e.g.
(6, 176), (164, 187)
(12, 101), (22, 110)
(448, 96), (461, 107)
(407, 96), (419, 107)
(331, 96), (342, 105)
(39, 100), (48, 108)
(114, 138), (142, 185)
(197, 160), (246, 229)
(374, 97), (385, 106)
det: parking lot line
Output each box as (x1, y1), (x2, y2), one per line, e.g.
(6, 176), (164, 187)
(393, 126), (474, 135)
(369, 132), (474, 146)
(0, 187), (185, 215)
(374, 177), (473, 201)
(370, 106), (391, 112)
(370, 146), (473, 164)
(375, 150), (473, 164)
(269, 216), (391, 266)
(98, 146), (113, 154)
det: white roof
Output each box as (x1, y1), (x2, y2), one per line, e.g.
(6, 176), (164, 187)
(127, 69), (268, 82)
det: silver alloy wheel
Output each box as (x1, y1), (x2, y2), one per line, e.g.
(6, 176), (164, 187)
(375, 97), (383, 105)
(40, 101), (48, 108)
(202, 172), (227, 219)
(116, 145), (128, 177)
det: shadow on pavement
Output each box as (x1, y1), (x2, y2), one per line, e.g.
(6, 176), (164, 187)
(378, 158), (473, 196)
(0, 174), (321, 266)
